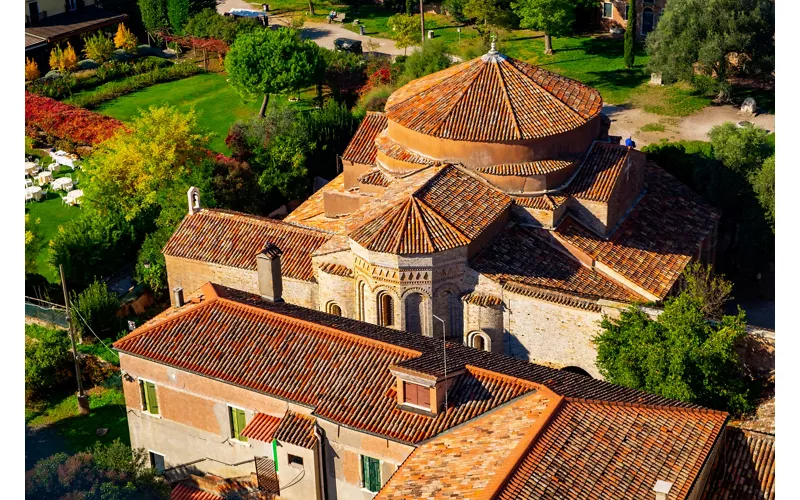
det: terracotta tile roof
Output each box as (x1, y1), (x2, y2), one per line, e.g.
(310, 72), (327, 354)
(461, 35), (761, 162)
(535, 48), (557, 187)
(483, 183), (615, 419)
(377, 390), (558, 500)
(472, 224), (646, 303)
(172, 484), (222, 500)
(701, 428), (775, 500)
(350, 166), (510, 254)
(375, 132), (434, 166)
(240, 413), (282, 443)
(496, 399), (728, 500)
(503, 282), (603, 312)
(316, 262), (353, 277)
(341, 112), (387, 165)
(566, 142), (633, 202)
(555, 165), (720, 299)
(512, 194), (568, 210)
(116, 283), (700, 447)
(163, 209), (331, 282)
(385, 53), (602, 142)
(274, 411), (317, 448)
(357, 168), (392, 187)
(460, 291), (503, 307)
(477, 159), (577, 176)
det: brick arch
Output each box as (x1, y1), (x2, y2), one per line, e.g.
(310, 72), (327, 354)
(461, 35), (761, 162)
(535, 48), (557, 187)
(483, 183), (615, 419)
(467, 331), (491, 352)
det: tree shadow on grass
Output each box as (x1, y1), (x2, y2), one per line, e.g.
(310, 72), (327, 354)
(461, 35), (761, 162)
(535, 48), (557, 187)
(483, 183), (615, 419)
(575, 36), (647, 60)
(585, 68), (649, 91)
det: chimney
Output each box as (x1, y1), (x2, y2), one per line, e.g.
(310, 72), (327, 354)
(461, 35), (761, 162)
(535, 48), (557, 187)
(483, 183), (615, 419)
(653, 480), (673, 500)
(187, 186), (201, 215)
(257, 243), (283, 302)
(172, 287), (184, 308)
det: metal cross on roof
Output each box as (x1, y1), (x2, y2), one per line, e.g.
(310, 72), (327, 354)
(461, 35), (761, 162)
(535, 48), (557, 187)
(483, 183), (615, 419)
(489, 33), (497, 53)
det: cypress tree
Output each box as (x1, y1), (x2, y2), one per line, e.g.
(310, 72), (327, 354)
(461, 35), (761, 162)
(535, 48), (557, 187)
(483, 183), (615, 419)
(624, 0), (636, 68)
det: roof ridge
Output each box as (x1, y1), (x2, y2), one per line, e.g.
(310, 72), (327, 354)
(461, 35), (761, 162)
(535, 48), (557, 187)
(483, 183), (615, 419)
(199, 208), (333, 235)
(564, 397), (730, 416)
(385, 59), (478, 111)
(501, 57), (586, 126)
(413, 196), (470, 246)
(427, 63), (487, 138)
(406, 197), (436, 253)
(493, 60), (522, 140)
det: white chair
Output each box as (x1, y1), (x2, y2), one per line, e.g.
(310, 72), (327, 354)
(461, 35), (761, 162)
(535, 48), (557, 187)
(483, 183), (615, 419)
(48, 163), (59, 172)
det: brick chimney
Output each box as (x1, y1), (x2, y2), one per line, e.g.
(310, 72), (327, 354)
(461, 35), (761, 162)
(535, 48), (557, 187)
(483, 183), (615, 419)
(187, 186), (201, 215)
(653, 480), (673, 500)
(257, 243), (283, 302)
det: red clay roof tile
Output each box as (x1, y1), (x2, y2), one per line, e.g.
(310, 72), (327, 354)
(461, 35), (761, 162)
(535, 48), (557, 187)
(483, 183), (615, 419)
(567, 142), (633, 202)
(274, 411), (317, 449)
(701, 428), (775, 500)
(477, 158), (578, 176)
(341, 112), (387, 165)
(240, 413), (282, 443)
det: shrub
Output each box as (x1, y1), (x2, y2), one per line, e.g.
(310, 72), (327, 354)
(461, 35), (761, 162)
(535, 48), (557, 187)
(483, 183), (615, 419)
(25, 58), (41, 81)
(25, 92), (124, 145)
(185, 8), (259, 44)
(114, 23), (138, 52)
(708, 122), (772, 175)
(399, 39), (451, 83)
(168, 0), (190, 33)
(25, 328), (72, 400)
(49, 43), (79, 73)
(355, 84), (394, 114)
(83, 32), (115, 63)
(70, 280), (121, 342)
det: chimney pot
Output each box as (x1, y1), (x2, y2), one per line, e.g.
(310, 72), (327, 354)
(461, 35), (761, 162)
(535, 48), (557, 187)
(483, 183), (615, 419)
(257, 243), (283, 302)
(187, 186), (201, 215)
(653, 480), (673, 500)
(172, 287), (184, 308)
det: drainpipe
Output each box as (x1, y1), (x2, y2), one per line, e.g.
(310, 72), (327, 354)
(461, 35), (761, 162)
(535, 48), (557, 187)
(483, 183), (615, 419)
(314, 427), (328, 500)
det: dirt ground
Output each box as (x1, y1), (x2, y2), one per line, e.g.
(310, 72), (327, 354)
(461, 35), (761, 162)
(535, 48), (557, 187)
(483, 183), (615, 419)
(606, 104), (776, 147)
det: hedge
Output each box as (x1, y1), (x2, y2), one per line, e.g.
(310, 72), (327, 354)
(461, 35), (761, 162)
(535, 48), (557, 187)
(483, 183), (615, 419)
(25, 92), (125, 146)
(65, 63), (204, 109)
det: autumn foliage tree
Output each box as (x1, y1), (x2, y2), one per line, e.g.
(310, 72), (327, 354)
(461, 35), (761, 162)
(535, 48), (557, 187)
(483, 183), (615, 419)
(114, 23), (139, 52)
(25, 58), (40, 81)
(49, 43), (78, 72)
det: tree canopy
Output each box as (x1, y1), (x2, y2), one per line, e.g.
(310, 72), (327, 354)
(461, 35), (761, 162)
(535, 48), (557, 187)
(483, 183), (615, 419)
(388, 14), (419, 55)
(595, 268), (753, 414)
(138, 0), (168, 32)
(646, 0), (775, 90)
(463, 0), (517, 38)
(225, 28), (326, 116)
(511, 0), (576, 53)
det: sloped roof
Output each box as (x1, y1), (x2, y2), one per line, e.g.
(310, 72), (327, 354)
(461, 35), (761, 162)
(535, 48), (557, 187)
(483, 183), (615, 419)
(472, 224), (646, 303)
(555, 165), (720, 299)
(115, 283), (703, 446)
(385, 52), (602, 142)
(171, 484), (222, 500)
(477, 159), (578, 176)
(495, 399), (727, 500)
(566, 142), (633, 202)
(512, 194), (568, 210)
(163, 209), (331, 282)
(274, 411), (317, 448)
(701, 428), (775, 500)
(357, 168), (392, 187)
(350, 166), (510, 254)
(375, 132), (434, 166)
(341, 112), (387, 165)
(240, 413), (282, 443)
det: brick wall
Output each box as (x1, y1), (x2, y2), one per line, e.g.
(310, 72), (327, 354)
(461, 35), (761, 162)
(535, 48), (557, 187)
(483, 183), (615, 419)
(599, 0), (667, 38)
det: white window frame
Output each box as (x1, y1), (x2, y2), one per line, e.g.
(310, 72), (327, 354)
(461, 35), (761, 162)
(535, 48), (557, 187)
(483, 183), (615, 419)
(359, 454), (382, 493)
(602, 1), (613, 19)
(148, 450), (166, 473)
(138, 377), (161, 418)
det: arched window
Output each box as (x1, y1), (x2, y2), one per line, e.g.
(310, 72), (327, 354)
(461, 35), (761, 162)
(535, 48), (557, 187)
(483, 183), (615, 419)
(405, 293), (424, 335)
(642, 7), (654, 34)
(473, 335), (485, 351)
(378, 292), (394, 327)
(327, 303), (342, 316)
(468, 331), (491, 352)
(358, 282), (366, 321)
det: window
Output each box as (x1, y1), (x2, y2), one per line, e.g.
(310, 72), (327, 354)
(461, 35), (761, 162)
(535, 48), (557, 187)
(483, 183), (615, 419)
(642, 7), (655, 34)
(602, 2), (613, 18)
(328, 303), (342, 316)
(288, 454), (304, 467)
(149, 451), (165, 473)
(358, 282), (366, 320)
(360, 455), (381, 493)
(139, 380), (159, 415)
(229, 406), (248, 442)
(473, 335), (486, 351)
(403, 382), (431, 409)
(624, 4), (629, 20)
(378, 293), (394, 327)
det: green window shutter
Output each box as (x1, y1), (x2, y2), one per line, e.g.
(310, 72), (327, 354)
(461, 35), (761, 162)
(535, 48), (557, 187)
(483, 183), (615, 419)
(145, 382), (159, 415)
(369, 457), (381, 492)
(139, 381), (147, 411)
(272, 439), (279, 472)
(361, 456), (370, 489)
(236, 409), (248, 442)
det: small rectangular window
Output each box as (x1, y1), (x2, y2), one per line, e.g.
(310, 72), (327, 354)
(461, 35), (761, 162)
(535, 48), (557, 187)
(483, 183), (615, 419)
(603, 2), (613, 18)
(149, 451), (165, 473)
(229, 406), (248, 442)
(139, 380), (159, 415)
(360, 455), (381, 493)
(288, 454), (304, 467)
(403, 382), (430, 409)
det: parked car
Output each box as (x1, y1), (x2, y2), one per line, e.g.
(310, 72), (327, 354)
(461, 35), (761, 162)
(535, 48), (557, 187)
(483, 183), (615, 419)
(334, 38), (363, 55)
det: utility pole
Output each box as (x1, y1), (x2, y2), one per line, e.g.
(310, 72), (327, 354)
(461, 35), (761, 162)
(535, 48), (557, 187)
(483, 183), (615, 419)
(60, 264), (89, 415)
(432, 314), (448, 411)
(419, 0), (425, 44)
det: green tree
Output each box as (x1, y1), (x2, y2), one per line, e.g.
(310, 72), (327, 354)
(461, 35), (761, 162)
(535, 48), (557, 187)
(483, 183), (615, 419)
(255, 134), (311, 201)
(595, 290), (752, 414)
(752, 155), (775, 229)
(709, 122), (772, 175)
(138, 0), (168, 32)
(511, 0), (575, 54)
(464, 0), (516, 40)
(623, 0), (636, 68)
(70, 280), (121, 342)
(167, 0), (190, 33)
(225, 28), (326, 117)
(25, 214), (41, 274)
(400, 39), (451, 82)
(679, 262), (733, 320)
(646, 0), (774, 94)
(25, 328), (72, 400)
(388, 14), (419, 55)
(82, 32), (115, 63)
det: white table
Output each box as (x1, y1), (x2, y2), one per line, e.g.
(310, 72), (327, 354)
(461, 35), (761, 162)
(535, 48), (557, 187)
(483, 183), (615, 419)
(36, 170), (52, 185)
(65, 189), (84, 206)
(25, 178), (33, 188)
(50, 150), (76, 168)
(25, 162), (38, 176)
(52, 177), (74, 191)
(25, 186), (42, 202)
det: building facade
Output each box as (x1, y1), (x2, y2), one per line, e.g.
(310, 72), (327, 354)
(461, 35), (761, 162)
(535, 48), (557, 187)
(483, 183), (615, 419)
(114, 282), (730, 499)
(164, 47), (718, 379)
(599, 0), (668, 37)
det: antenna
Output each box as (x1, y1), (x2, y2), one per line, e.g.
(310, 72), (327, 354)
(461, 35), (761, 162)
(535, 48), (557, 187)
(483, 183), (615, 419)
(432, 314), (448, 411)
(60, 264), (89, 415)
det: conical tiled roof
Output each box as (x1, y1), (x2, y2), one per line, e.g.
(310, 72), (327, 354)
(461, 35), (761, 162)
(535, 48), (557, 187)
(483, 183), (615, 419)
(385, 51), (602, 142)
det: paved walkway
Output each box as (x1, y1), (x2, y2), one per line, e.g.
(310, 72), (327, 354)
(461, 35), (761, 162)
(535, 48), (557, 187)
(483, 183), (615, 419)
(605, 104), (776, 147)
